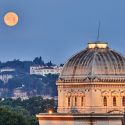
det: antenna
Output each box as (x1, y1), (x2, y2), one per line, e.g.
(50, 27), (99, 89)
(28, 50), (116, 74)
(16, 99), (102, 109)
(97, 21), (101, 41)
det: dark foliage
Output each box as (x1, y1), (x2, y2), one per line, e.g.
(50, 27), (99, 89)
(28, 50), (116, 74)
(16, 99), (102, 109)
(4, 74), (58, 97)
(0, 96), (57, 125)
(33, 56), (44, 66)
(0, 106), (30, 125)
(0, 96), (57, 115)
(0, 57), (60, 97)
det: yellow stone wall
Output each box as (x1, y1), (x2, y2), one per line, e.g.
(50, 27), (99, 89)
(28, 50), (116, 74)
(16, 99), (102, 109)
(57, 82), (125, 114)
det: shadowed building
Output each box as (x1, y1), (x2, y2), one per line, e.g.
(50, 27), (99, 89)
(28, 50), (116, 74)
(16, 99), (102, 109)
(37, 42), (125, 125)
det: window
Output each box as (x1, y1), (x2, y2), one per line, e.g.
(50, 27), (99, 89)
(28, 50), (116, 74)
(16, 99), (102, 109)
(75, 97), (77, 106)
(113, 96), (116, 106)
(122, 96), (125, 106)
(81, 96), (84, 106)
(103, 96), (107, 106)
(68, 97), (70, 107)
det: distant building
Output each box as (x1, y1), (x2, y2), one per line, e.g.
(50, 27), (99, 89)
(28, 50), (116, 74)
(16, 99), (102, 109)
(42, 95), (54, 100)
(0, 74), (13, 83)
(13, 88), (28, 100)
(0, 67), (15, 73)
(0, 67), (15, 83)
(30, 66), (63, 76)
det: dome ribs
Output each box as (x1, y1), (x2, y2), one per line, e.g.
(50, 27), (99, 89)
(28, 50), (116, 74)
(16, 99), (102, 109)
(111, 50), (125, 74)
(80, 50), (94, 76)
(71, 49), (88, 78)
(59, 42), (125, 83)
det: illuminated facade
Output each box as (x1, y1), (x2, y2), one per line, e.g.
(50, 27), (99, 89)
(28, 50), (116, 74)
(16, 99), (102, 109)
(30, 66), (63, 76)
(37, 42), (125, 125)
(0, 67), (15, 83)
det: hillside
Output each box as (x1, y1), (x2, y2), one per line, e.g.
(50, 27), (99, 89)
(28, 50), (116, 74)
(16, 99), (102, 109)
(0, 57), (62, 98)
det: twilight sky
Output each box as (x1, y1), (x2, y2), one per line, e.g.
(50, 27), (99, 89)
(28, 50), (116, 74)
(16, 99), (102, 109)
(0, 0), (125, 64)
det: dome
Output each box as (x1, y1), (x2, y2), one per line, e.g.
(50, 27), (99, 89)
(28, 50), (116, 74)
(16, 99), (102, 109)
(59, 42), (125, 82)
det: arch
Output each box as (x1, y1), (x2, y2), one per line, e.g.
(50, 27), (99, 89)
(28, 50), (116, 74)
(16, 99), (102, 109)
(68, 97), (70, 107)
(122, 96), (125, 106)
(103, 96), (107, 106)
(81, 96), (84, 106)
(75, 97), (77, 106)
(113, 96), (117, 106)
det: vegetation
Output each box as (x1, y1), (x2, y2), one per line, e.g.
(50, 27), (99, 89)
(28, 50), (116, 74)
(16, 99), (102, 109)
(0, 56), (60, 97)
(0, 56), (55, 73)
(0, 57), (59, 124)
(0, 96), (57, 125)
(1, 74), (58, 97)
(0, 107), (31, 125)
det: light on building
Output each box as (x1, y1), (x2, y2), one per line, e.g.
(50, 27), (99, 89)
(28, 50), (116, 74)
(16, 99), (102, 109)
(48, 109), (53, 114)
(88, 42), (108, 49)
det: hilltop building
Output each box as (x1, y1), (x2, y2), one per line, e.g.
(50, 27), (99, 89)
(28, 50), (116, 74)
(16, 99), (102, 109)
(0, 67), (15, 83)
(37, 42), (125, 125)
(30, 66), (63, 76)
(0, 67), (15, 73)
(0, 74), (13, 83)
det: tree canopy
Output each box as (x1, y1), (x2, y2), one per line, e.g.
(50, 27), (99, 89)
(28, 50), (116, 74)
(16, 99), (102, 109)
(0, 106), (30, 125)
(0, 96), (57, 125)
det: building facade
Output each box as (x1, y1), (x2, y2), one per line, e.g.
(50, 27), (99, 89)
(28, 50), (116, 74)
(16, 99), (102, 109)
(30, 66), (63, 76)
(0, 67), (15, 83)
(57, 42), (125, 114)
(37, 42), (125, 125)
(0, 74), (13, 83)
(12, 87), (28, 100)
(0, 67), (15, 73)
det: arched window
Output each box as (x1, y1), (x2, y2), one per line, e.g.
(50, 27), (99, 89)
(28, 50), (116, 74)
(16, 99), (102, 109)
(103, 96), (107, 106)
(81, 96), (84, 106)
(75, 97), (77, 106)
(122, 96), (125, 106)
(113, 96), (116, 106)
(68, 97), (70, 107)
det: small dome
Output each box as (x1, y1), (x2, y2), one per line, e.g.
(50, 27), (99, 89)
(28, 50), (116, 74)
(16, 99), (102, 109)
(59, 42), (125, 82)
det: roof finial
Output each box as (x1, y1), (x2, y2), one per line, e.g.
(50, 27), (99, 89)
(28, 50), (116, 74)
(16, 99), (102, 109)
(97, 21), (101, 41)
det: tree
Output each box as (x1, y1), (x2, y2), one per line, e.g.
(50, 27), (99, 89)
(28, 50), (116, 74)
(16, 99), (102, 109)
(0, 97), (57, 115)
(22, 96), (45, 115)
(6, 77), (23, 91)
(0, 106), (30, 125)
(60, 63), (64, 67)
(46, 61), (53, 67)
(42, 74), (59, 96)
(33, 56), (44, 65)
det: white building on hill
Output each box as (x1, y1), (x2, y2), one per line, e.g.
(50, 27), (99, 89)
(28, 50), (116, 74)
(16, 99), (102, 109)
(0, 74), (13, 83)
(0, 67), (15, 73)
(0, 67), (15, 83)
(30, 66), (63, 76)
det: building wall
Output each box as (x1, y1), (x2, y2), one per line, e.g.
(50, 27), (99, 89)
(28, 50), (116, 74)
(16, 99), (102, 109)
(0, 68), (15, 72)
(30, 66), (63, 76)
(57, 82), (125, 114)
(39, 119), (121, 125)
(0, 74), (13, 83)
(37, 114), (123, 125)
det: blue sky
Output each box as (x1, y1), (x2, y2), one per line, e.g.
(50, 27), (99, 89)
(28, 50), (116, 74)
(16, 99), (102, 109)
(0, 0), (125, 64)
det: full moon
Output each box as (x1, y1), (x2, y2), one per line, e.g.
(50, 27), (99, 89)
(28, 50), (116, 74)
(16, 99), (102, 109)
(4, 12), (18, 27)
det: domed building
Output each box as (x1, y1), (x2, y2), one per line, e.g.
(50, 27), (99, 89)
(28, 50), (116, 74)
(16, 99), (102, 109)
(37, 42), (125, 125)
(57, 42), (125, 114)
